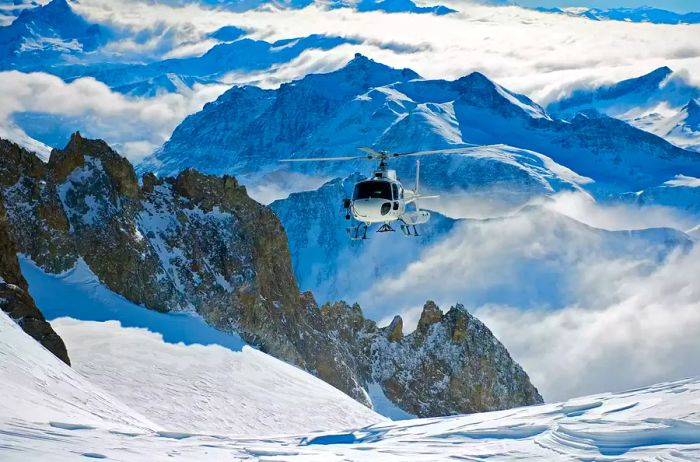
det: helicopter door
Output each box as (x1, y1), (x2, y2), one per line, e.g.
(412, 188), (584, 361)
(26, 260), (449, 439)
(391, 183), (400, 210)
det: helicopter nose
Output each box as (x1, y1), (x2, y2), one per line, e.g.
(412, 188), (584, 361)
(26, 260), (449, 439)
(352, 199), (392, 219)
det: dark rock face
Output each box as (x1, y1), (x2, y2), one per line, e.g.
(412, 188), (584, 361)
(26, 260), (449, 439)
(0, 194), (70, 365)
(0, 133), (542, 416)
(313, 300), (542, 416)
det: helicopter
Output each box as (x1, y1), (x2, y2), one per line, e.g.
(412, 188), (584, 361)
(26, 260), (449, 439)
(280, 146), (492, 240)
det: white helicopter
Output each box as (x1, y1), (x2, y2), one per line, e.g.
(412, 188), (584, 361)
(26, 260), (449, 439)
(280, 146), (489, 240)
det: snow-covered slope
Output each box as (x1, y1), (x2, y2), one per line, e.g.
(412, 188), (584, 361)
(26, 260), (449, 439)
(637, 99), (700, 153)
(51, 317), (385, 435)
(548, 68), (700, 153)
(621, 174), (700, 216)
(0, 310), (154, 432)
(3, 351), (700, 461)
(2, 257), (384, 435)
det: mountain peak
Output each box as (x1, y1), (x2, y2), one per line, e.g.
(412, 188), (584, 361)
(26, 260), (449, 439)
(685, 98), (700, 114)
(340, 52), (419, 80)
(646, 66), (673, 80)
(292, 53), (420, 99)
(18, 0), (73, 22)
(44, 0), (71, 12)
(455, 71), (497, 90)
(683, 98), (700, 128)
(453, 71), (549, 119)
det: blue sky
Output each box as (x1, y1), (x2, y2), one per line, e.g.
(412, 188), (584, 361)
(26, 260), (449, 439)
(513, 0), (699, 13)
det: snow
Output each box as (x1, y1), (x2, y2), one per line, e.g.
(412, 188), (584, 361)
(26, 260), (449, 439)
(50, 317), (385, 435)
(19, 256), (247, 351)
(2, 316), (700, 462)
(665, 175), (700, 188)
(367, 383), (416, 421)
(0, 310), (155, 432)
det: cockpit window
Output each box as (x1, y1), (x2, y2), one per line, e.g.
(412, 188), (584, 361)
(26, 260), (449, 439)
(353, 181), (392, 200)
(392, 183), (399, 200)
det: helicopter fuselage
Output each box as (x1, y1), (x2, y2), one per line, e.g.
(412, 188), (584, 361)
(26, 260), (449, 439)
(350, 174), (405, 224)
(347, 167), (429, 230)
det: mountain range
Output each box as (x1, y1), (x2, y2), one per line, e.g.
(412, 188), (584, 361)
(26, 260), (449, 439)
(534, 6), (700, 24)
(0, 0), (105, 70)
(549, 66), (700, 154)
(145, 54), (700, 197)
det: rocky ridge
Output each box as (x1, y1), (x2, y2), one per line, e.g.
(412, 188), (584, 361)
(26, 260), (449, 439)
(0, 133), (542, 416)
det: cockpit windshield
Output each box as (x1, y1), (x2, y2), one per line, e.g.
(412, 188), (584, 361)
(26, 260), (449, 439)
(353, 181), (392, 200)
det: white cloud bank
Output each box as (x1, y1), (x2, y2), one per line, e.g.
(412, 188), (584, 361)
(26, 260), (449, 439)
(72, 1), (700, 103)
(476, 243), (700, 402)
(0, 71), (228, 161)
(359, 197), (699, 402)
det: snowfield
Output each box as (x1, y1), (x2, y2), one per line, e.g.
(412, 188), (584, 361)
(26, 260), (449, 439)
(50, 317), (384, 436)
(2, 310), (700, 461)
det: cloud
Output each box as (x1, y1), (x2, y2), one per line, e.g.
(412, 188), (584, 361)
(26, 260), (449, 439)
(75, 1), (698, 97)
(543, 191), (698, 231)
(475, 243), (700, 402)
(0, 71), (229, 161)
(359, 200), (698, 402)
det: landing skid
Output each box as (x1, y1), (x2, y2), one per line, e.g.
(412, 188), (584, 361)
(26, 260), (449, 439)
(347, 223), (369, 240)
(400, 221), (420, 236)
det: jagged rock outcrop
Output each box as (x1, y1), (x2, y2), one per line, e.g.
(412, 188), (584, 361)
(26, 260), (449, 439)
(0, 133), (542, 416)
(0, 194), (70, 365)
(314, 299), (542, 416)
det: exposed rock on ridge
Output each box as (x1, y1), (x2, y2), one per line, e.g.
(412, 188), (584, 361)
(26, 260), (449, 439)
(0, 193), (70, 365)
(0, 133), (542, 416)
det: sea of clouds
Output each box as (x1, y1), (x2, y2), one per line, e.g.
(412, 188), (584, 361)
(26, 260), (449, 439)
(2, 0), (700, 160)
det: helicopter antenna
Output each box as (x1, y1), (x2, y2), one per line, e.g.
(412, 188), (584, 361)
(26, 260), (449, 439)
(415, 159), (421, 213)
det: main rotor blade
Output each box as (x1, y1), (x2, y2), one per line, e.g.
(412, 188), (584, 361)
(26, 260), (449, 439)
(279, 155), (369, 162)
(394, 144), (502, 157)
(357, 147), (384, 157)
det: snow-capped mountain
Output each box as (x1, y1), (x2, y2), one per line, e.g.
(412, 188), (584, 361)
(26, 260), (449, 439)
(146, 54), (700, 196)
(636, 99), (700, 153)
(0, 0), (105, 70)
(621, 173), (700, 216)
(535, 6), (700, 24)
(548, 67), (699, 119)
(0, 0), (49, 26)
(549, 67), (700, 153)
(58, 34), (350, 96)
